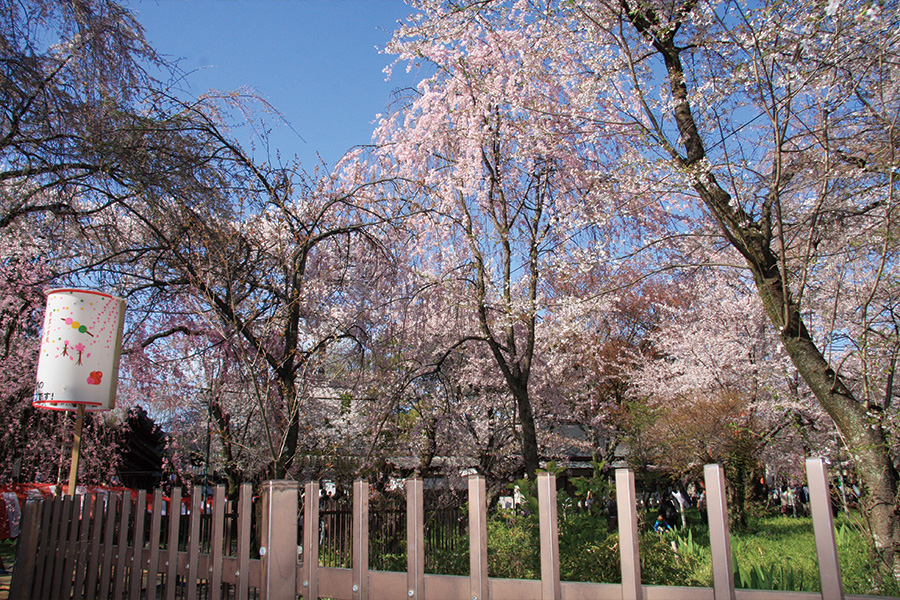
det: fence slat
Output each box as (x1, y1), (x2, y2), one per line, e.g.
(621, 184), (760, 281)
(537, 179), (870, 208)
(61, 495), (81, 598)
(187, 491), (202, 600)
(468, 474), (489, 600)
(9, 500), (40, 600)
(98, 493), (119, 600)
(807, 458), (845, 600)
(616, 469), (642, 600)
(353, 479), (369, 600)
(210, 485), (226, 595)
(260, 480), (299, 600)
(704, 464), (736, 600)
(166, 488), (182, 600)
(33, 494), (55, 600)
(537, 472), (561, 600)
(147, 489), (165, 600)
(303, 480), (320, 600)
(72, 494), (93, 598)
(236, 483), (252, 600)
(85, 493), (107, 599)
(128, 491), (147, 600)
(407, 477), (425, 600)
(49, 496), (72, 599)
(113, 492), (132, 600)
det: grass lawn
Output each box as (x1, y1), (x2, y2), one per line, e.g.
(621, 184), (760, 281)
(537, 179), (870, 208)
(661, 510), (900, 597)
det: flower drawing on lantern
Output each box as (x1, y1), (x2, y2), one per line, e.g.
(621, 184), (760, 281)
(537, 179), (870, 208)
(74, 342), (86, 365)
(87, 371), (103, 385)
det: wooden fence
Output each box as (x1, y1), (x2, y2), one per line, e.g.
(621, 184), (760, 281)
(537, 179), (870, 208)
(8, 458), (896, 600)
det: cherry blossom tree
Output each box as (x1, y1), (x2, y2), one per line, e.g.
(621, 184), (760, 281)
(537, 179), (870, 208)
(0, 0), (200, 229)
(2, 0), (407, 487)
(540, 271), (686, 461)
(372, 6), (674, 478)
(627, 265), (835, 523)
(385, 0), (900, 576)
(363, 283), (528, 484)
(86, 113), (418, 479)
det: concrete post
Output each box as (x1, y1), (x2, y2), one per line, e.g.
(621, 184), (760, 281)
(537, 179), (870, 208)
(407, 476), (425, 600)
(469, 474), (489, 600)
(260, 480), (299, 600)
(807, 458), (845, 600)
(616, 469), (642, 600)
(353, 479), (370, 600)
(705, 464), (736, 600)
(302, 481), (320, 600)
(537, 472), (561, 600)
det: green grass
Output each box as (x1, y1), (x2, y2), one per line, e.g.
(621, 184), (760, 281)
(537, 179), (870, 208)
(405, 507), (899, 596)
(731, 515), (819, 591)
(662, 511), (900, 597)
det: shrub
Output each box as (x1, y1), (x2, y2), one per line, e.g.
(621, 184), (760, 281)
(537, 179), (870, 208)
(639, 531), (702, 586)
(487, 511), (540, 578)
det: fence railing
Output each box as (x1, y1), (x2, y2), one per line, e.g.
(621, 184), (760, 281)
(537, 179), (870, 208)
(8, 458), (894, 600)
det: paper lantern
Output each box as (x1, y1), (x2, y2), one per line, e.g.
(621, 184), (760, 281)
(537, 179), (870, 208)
(33, 289), (126, 412)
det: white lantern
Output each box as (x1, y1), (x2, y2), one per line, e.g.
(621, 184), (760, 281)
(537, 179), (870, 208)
(33, 289), (126, 412)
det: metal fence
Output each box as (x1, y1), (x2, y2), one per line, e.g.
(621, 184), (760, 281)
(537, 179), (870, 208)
(318, 495), (467, 572)
(9, 458), (895, 600)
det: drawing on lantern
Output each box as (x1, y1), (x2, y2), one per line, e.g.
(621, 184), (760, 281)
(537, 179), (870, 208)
(62, 316), (95, 337)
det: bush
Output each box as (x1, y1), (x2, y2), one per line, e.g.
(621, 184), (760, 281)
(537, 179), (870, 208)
(639, 531), (703, 586)
(559, 532), (621, 583)
(487, 511), (541, 578)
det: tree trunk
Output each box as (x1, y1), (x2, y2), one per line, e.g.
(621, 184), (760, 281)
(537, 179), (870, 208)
(274, 370), (300, 479)
(762, 279), (900, 577)
(621, 4), (900, 577)
(510, 379), (540, 479)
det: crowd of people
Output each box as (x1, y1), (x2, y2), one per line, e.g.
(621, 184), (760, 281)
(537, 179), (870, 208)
(645, 478), (854, 533)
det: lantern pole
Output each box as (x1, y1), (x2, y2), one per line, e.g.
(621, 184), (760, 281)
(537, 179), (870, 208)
(67, 404), (85, 497)
(36, 290), (126, 496)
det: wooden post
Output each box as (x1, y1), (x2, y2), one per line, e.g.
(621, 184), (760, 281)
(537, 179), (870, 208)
(537, 472), (561, 600)
(112, 492), (131, 600)
(210, 486), (226, 595)
(146, 489), (164, 598)
(261, 480), (299, 600)
(164, 488), (181, 600)
(72, 495), (93, 598)
(49, 496), (73, 598)
(616, 469), (642, 600)
(67, 405), (85, 497)
(186, 491), (202, 598)
(806, 458), (845, 600)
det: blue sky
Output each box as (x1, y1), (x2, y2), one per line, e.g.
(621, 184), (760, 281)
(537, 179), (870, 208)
(124, 0), (423, 169)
